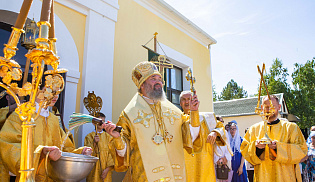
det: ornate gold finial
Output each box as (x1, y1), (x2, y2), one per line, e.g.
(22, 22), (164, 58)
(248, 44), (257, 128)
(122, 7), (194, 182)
(154, 32), (158, 38)
(151, 55), (173, 85)
(185, 67), (196, 95)
(83, 91), (103, 117)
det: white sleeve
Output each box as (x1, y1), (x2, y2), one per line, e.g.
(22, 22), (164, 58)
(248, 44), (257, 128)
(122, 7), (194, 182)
(115, 143), (127, 157)
(224, 145), (232, 161)
(214, 146), (221, 163)
(189, 124), (200, 143)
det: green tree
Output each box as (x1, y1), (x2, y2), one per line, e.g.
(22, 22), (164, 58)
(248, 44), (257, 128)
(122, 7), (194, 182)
(291, 58), (315, 129)
(259, 58), (293, 111)
(219, 79), (247, 100)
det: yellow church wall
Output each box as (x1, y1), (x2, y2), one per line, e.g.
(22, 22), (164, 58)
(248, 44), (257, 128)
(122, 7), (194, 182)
(53, 2), (86, 113)
(223, 113), (282, 138)
(223, 115), (262, 137)
(112, 0), (213, 122)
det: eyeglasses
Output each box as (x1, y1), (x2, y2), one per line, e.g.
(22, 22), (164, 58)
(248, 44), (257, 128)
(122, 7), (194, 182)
(230, 128), (237, 131)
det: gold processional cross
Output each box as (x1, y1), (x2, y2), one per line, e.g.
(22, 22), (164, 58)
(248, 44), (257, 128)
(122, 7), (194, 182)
(185, 67), (196, 156)
(151, 55), (173, 85)
(185, 67), (196, 95)
(255, 63), (277, 157)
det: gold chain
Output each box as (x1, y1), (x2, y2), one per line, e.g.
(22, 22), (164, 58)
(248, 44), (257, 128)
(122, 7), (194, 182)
(150, 103), (168, 139)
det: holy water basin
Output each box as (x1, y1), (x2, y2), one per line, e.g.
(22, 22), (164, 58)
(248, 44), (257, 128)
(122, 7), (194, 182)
(46, 152), (98, 182)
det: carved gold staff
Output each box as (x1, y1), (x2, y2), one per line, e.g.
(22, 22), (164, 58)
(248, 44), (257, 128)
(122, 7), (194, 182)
(83, 91), (104, 178)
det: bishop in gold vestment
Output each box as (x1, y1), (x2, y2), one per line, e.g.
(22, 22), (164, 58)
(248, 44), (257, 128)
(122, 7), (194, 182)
(240, 95), (307, 182)
(104, 62), (201, 182)
(180, 91), (227, 182)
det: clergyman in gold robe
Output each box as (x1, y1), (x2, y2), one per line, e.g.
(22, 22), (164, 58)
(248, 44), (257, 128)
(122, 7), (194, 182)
(84, 112), (114, 182)
(104, 61), (201, 182)
(240, 95), (307, 182)
(0, 87), (93, 181)
(180, 90), (226, 182)
(0, 93), (20, 182)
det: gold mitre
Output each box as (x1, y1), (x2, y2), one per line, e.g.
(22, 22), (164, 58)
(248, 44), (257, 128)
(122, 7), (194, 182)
(132, 61), (162, 89)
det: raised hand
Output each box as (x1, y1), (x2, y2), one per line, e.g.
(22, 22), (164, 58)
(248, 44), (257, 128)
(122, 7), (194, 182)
(103, 121), (121, 138)
(190, 95), (200, 111)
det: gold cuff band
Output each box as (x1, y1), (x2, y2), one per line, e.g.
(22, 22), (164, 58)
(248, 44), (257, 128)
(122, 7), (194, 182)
(113, 137), (125, 150)
(190, 110), (200, 127)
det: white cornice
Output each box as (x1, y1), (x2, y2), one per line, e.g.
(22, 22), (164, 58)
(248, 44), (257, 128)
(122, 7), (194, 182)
(55, 0), (119, 22)
(134, 0), (217, 47)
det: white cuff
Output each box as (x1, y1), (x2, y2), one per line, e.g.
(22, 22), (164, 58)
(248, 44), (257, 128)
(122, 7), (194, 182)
(189, 124), (200, 143)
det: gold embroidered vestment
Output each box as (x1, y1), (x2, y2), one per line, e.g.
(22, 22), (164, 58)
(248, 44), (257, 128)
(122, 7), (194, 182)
(110, 94), (200, 182)
(240, 119), (307, 182)
(84, 131), (114, 182)
(183, 112), (226, 182)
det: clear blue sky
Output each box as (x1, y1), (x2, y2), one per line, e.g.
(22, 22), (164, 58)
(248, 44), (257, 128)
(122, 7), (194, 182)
(164, 0), (315, 96)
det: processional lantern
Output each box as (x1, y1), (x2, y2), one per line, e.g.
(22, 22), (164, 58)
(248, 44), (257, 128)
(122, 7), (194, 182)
(21, 19), (38, 50)
(0, 0), (67, 181)
(21, 18), (39, 98)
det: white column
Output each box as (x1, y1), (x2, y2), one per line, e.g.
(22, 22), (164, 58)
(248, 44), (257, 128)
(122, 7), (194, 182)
(79, 9), (116, 146)
(208, 44), (214, 112)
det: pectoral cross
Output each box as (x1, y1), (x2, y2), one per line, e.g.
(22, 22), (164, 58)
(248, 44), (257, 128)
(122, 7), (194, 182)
(186, 67), (196, 95)
(151, 55), (173, 85)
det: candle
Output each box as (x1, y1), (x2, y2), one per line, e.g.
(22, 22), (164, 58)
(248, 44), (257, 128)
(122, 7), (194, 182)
(49, 0), (55, 38)
(14, 0), (33, 29)
(40, 0), (52, 22)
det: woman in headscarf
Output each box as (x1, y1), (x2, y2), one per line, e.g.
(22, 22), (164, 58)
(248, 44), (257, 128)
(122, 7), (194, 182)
(302, 131), (315, 181)
(306, 126), (315, 146)
(228, 121), (248, 182)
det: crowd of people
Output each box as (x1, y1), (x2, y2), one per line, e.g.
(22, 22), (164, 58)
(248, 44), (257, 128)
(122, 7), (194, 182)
(0, 61), (312, 182)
